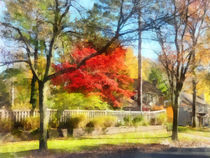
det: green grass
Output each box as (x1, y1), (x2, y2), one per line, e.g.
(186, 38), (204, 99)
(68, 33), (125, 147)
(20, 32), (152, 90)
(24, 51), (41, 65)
(178, 126), (210, 137)
(0, 128), (209, 158)
(0, 131), (171, 157)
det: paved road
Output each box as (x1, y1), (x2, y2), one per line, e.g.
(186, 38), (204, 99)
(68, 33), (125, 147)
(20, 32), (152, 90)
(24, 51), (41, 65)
(61, 148), (210, 158)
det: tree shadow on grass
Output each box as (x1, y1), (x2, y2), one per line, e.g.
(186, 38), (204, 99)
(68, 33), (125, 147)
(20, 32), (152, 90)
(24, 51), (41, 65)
(1, 145), (210, 158)
(0, 145), (97, 158)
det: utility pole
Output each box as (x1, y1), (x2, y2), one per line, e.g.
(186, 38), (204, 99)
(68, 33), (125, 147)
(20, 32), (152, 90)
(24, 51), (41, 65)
(137, 7), (142, 111)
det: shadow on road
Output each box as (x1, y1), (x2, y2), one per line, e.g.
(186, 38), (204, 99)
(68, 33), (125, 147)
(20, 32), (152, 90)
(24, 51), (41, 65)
(1, 144), (210, 158)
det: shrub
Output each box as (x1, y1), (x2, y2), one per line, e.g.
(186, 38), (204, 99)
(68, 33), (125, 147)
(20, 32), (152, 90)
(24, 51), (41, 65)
(70, 114), (88, 128)
(132, 115), (149, 126)
(22, 117), (40, 131)
(123, 116), (132, 126)
(0, 119), (13, 133)
(59, 113), (88, 134)
(49, 114), (59, 129)
(132, 115), (144, 126)
(86, 117), (105, 129)
(11, 103), (32, 110)
(86, 116), (117, 129)
(116, 120), (124, 127)
(150, 118), (156, 125)
(103, 116), (117, 128)
(156, 113), (167, 125)
(141, 120), (149, 126)
(13, 121), (24, 130)
(50, 92), (111, 110)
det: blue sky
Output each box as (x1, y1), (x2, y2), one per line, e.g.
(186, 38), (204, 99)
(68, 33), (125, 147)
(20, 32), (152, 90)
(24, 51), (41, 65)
(0, 0), (159, 73)
(78, 0), (160, 61)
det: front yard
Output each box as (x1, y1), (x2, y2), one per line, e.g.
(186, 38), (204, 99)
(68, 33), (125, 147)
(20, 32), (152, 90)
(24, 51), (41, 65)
(0, 127), (210, 158)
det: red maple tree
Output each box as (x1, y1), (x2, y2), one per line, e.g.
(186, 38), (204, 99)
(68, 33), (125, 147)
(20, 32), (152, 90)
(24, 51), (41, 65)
(52, 46), (134, 107)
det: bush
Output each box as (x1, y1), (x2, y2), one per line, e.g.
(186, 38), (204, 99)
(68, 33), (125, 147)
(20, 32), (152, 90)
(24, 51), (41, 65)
(22, 117), (40, 131)
(86, 116), (117, 129)
(123, 116), (133, 126)
(132, 115), (144, 126)
(50, 92), (111, 110)
(59, 114), (88, 134)
(116, 120), (124, 127)
(69, 114), (88, 128)
(150, 118), (156, 125)
(49, 114), (59, 129)
(132, 115), (149, 126)
(13, 121), (24, 130)
(0, 119), (13, 133)
(141, 120), (149, 126)
(156, 113), (167, 125)
(103, 116), (117, 128)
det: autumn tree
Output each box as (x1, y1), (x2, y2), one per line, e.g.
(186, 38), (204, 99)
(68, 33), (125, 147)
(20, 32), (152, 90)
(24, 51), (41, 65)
(52, 46), (134, 108)
(156, 0), (208, 140)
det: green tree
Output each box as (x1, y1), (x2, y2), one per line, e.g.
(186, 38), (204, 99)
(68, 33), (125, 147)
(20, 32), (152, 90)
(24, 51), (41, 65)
(148, 67), (169, 96)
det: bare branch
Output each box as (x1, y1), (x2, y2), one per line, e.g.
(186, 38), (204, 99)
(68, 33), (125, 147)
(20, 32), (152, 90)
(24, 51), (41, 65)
(0, 60), (29, 66)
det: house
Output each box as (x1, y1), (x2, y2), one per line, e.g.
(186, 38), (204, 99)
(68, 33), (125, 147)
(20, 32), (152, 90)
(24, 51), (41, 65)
(123, 80), (164, 111)
(178, 92), (209, 126)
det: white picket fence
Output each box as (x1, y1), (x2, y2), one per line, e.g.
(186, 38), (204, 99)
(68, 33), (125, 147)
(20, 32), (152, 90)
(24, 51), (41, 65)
(0, 109), (166, 122)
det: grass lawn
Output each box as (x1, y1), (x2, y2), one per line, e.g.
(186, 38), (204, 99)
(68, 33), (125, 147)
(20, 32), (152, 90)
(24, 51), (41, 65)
(0, 128), (209, 158)
(178, 126), (210, 137)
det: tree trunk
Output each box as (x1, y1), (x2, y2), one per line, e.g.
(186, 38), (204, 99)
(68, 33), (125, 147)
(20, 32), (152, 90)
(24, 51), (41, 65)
(30, 39), (38, 116)
(172, 92), (179, 140)
(38, 81), (48, 151)
(30, 75), (37, 115)
(137, 9), (142, 111)
(192, 78), (196, 127)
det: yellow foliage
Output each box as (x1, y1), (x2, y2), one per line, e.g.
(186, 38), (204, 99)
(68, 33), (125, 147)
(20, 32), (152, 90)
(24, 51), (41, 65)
(125, 47), (154, 80)
(125, 47), (138, 79)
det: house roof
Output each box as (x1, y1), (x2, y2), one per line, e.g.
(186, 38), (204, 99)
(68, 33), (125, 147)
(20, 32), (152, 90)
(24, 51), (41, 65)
(133, 80), (162, 96)
(180, 92), (208, 106)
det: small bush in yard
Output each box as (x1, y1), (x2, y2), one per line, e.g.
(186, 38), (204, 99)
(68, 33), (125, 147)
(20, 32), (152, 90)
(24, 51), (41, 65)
(22, 117), (40, 131)
(86, 117), (104, 129)
(13, 121), (24, 130)
(156, 113), (167, 125)
(59, 114), (88, 133)
(70, 114), (88, 128)
(116, 120), (124, 127)
(150, 118), (156, 125)
(0, 119), (13, 132)
(49, 114), (59, 128)
(132, 115), (149, 126)
(132, 115), (144, 126)
(103, 116), (117, 128)
(86, 116), (117, 129)
(123, 116), (133, 126)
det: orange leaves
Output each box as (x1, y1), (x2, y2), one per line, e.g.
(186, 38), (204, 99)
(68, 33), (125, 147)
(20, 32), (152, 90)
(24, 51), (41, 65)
(52, 46), (134, 107)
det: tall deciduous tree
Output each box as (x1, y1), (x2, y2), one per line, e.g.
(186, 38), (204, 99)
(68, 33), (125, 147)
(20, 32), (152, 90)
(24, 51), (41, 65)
(157, 0), (208, 140)
(52, 46), (134, 107)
